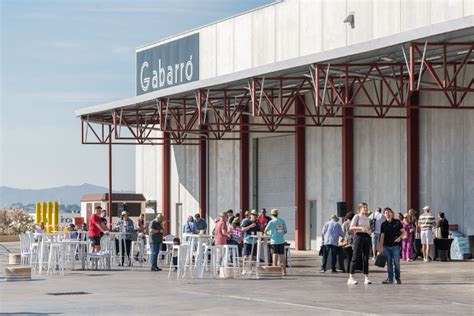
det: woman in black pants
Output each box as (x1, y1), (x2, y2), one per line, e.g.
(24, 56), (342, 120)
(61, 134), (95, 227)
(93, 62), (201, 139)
(348, 203), (372, 285)
(342, 212), (355, 273)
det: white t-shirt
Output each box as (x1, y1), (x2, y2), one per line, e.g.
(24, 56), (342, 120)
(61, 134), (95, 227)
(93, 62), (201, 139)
(350, 214), (371, 232)
(369, 212), (385, 234)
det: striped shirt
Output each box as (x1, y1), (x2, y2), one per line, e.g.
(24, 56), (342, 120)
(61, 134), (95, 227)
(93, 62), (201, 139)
(418, 213), (436, 231)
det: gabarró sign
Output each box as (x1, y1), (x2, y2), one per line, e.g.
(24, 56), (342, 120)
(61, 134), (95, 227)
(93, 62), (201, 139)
(136, 33), (199, 95)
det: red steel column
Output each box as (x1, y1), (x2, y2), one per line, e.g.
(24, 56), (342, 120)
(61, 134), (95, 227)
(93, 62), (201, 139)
(162, 132), (171, 235)
(295, 96), (306, 250)
(240, 115), (249, 215)
(199, 126), (207, 219)
(407, 92), (420, 210)
(342, 106), (354, 213)
(108, 125), (113, 229)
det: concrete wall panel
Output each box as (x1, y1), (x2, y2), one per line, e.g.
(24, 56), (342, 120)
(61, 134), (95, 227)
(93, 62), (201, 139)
(216, 19), (234, 76)
(465, 0), (474, 15)
(169, 145), (199, 236)
(252, 5), (276, 67)
(199, 25), (216, 80)
(431, 0), (464, 24)
(347, 0), (373, 45)
(208, 139), (240, 227)
(401, 0), (430, 31)
(353, 102), (406, 214)
(322, 0), (347, 50)
(234, 14), (253, 72)
(276, 0), (300, 61)
(258, 135), (295, 242)
(299, 0), (322, 56)
(419, 67), (474, 234)
(373, 0), (401, 39)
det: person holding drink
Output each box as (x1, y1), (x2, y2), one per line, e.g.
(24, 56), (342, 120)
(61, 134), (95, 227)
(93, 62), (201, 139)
(241, 210), (261, 272)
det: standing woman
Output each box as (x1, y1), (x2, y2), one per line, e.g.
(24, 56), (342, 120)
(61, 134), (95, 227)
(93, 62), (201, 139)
(115, 211), (135, 266)
(401, 214), (414, 261)
(341, 212), (355, 273)
(408, 208), (418, 260)
(348, 203), (372, 285)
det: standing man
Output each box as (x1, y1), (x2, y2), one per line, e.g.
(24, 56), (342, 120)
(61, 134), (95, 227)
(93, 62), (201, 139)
(320, 214), (345, 273)
(149, 214), (165, 271)
(264, 209), (288, 273)
(418, 206), (436, 262)
(241, 210), (261, 271)
(227, 209), (235, 225)
(369, 207), (385, 259)
(257, 208), (272, 232)
(380, 207), (406, 284)
(194, 213), (208, 233)
(88, 206), (109, 253)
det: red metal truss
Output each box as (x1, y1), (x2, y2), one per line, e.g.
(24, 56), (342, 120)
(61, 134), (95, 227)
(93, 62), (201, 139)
(80, 41), (474, 145)
(410, 42), (474, 108)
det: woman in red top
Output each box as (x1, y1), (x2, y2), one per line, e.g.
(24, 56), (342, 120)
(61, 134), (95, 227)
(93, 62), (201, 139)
(89, 206), (109, 252)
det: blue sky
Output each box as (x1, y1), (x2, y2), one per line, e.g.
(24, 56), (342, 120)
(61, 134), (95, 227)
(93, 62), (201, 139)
(0, 0), (273, 190)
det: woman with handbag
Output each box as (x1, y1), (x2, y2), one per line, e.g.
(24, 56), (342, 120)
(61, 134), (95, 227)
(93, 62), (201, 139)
(347, 203), (372, 285)
(341, 212), (355, 273)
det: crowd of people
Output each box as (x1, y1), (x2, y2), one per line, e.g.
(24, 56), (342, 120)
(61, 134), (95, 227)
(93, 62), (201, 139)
(320, 203), (450, 285)
(46, 202), (449, 282)
(79, 206), (288, 273)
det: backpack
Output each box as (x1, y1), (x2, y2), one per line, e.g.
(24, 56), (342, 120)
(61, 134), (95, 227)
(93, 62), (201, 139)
(370, 214), (377, 233)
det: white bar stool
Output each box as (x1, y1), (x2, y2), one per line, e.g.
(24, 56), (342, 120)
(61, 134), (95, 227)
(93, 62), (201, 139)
(223, 245), (240, 268)
(168, 244), (190, 279)
(47, 242), (66, 275)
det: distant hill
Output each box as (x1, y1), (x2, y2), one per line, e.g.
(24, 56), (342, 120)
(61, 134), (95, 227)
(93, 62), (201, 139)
(0, 183), (131, 207)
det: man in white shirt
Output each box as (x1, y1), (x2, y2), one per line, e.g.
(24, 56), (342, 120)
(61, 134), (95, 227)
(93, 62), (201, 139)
(369, 207), (385, 259)
(418, 206), (436, 262)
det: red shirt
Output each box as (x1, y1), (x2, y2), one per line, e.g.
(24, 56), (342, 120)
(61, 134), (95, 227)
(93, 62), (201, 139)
(257, 215), (270, 230)
(214, 220), (228, 246)
(89, 214), (101, 237)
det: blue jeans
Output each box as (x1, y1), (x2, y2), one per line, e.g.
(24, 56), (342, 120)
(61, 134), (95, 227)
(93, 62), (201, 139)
(384, 245), (401, 280)
(151, 242), (162, 269)
(321, 245), (338, 272)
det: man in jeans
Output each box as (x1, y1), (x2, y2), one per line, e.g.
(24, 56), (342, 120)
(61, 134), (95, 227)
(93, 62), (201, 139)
(149, 213), (165, 272)
(320, 214), (345, 273)
(380, 208), (406, 284)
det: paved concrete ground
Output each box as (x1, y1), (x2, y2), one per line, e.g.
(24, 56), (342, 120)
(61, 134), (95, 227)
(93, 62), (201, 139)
(1, 242), (473, 316)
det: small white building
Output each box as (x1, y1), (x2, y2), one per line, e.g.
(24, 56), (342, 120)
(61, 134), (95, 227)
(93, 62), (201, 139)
(80, 193), (146, 224)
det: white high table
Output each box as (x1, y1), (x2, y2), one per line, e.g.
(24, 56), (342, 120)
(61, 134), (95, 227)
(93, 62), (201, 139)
(60, 239), (91, 270)
(246, 235), (270, 278)
(182, 233), (211, 271)
(110, 232), (129, 266)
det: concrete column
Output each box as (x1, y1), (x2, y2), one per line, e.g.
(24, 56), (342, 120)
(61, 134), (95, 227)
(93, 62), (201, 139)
(342, 106), (354, 213)
(162, 132), (171, 235)
(240, 115), (249, 214)
(199, 126), (207, 219)
(108, 125), (113, 230)
(407, 92), (419, 210)
(295, 96), (306, 250)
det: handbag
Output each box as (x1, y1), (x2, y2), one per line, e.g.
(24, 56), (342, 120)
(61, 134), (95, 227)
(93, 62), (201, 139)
(375, 253), (387, 268)
(319, 245), (325, 256)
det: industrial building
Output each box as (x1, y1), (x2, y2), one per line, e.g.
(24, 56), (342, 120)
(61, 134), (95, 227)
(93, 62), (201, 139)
(76, 0), (474, 250)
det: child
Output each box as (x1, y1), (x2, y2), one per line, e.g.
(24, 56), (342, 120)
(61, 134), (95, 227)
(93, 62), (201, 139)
(134, 233), (147, 262)
(172, 237), (181, 271)
(402, 214), (414, 261)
